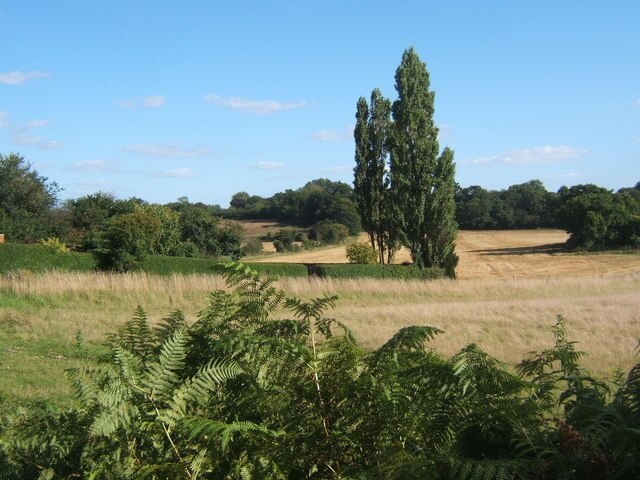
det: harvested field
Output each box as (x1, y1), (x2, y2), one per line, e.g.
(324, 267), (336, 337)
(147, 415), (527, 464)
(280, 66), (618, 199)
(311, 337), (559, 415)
(236, 220), (289, 237)
(251, 229), (640, 279)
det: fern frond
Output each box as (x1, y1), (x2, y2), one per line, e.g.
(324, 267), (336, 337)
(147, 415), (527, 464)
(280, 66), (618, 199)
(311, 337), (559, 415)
(154, 309), (186, 345)
(142, 328), (189, 402)
(182, 416), (282, 452)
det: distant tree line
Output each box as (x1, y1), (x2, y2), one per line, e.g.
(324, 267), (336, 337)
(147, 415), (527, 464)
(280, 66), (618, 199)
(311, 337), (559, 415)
(456, 180), (640, 250)
(2, 152), (639, 263)
(225, 178), (362, 236)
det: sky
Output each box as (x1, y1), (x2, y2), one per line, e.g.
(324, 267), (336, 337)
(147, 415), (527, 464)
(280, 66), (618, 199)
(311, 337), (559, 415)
(1, 1), (639, 207)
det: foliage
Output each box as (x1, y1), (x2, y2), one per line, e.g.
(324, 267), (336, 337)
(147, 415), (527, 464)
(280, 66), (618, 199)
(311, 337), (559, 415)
(38, 237), (70, 253)
(272, 228), (297, 252)
(1, 265), (640, 478)
(0, 152), (60, 242)
(310, 263), (446, 280)
(92, 210), (163, 272)
(0, 243), (95, 273)
(308, 220), (350, 245)
(345, 241), (378, 264)
(243, 236), (263, 255)
(556, 185), (640, 250)
(354, 89), (399, 264)
(388, 48), (459, 270)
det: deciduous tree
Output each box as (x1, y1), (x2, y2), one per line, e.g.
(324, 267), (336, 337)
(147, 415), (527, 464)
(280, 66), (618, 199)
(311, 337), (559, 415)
(388, 48), (458, 270)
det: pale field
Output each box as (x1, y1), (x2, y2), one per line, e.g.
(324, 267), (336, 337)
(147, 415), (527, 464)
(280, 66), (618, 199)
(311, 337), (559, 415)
(2, 268), (639, 376)
(251, 229), (640, 279)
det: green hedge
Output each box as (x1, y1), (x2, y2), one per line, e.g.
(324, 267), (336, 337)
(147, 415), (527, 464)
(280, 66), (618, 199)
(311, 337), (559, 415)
(0, 243), (444, 280)
(0, 243), (96, 273)
(244, 262), (309, 278)
(308, 263), (446, 280)
(141, 255), (220, 275)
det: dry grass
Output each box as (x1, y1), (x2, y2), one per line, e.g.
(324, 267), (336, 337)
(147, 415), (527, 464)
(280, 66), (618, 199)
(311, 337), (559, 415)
(1, 270), (639, 375)
(251, 229), (640, 280)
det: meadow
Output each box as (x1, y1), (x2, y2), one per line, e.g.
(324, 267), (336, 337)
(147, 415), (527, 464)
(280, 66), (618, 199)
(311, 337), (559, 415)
(2, 229), (640, 409)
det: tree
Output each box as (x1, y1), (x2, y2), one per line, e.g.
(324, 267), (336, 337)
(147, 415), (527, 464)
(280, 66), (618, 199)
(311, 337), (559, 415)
(388, 48), (458, 270)
(0, 152), (60, 241)
(93, 210), (162, 271)
(353, 89), (398, 264)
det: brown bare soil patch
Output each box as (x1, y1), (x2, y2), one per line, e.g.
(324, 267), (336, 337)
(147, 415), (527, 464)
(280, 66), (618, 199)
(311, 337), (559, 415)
(250, 229), (640, 279)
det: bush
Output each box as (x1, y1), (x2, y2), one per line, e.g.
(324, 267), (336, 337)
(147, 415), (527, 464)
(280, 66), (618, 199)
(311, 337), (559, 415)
(309, 220), (350, 245)
(309, 263), (445, 280)
(346, 242), (377, 264)
(243, 236), (263, 255)
(38, 237), (70, 253)
(272, 229), (297, 252)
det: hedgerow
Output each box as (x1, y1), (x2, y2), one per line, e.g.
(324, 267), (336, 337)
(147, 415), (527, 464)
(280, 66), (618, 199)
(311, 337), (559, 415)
(1, 263), (638, 479)
(309, 263), (446, 280)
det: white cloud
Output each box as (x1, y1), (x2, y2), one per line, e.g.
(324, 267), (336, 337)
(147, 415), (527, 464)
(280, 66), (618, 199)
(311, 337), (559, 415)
(204, 94), (307, 114)
(123, 143), (212, 159)
(10, 134), (63, 149)
(312, 130), (342, 142)
(119, 100), (135, 109)
(320, 166), (352, 174)
(312, 125), (354, 142)
(252, 161), (286, 170)
(154, 168), (195, 177)
(25, 119), (49, 128)
(468, 145), (587, 165)
(143, 95), (166, 108)
(0, 112), (8, 128)
(0, 70), (50, 85)
(67, 159), (117, 173)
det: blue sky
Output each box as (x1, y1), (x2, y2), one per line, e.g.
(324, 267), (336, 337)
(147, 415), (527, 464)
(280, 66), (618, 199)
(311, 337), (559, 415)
(1, 1), (638, 206)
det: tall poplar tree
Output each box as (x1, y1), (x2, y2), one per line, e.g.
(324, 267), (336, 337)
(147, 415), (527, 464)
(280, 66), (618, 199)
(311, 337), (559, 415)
(389, 48), (458, 271)
(353, 89), (397, 264)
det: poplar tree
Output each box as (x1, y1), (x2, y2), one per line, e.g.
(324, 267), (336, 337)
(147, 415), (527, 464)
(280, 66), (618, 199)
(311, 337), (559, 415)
(353, 89), (397, 264)
(389, 47), (458, 271)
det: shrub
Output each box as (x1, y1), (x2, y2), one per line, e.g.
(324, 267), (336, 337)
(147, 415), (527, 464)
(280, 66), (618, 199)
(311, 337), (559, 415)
(310, 263), (445, 280)
(346, 242), (377, 264)
(243, 236), (263, 255)
(38, 237), (70, 253)
(272, 229), (297, 252)
(309, 220), (350, 245)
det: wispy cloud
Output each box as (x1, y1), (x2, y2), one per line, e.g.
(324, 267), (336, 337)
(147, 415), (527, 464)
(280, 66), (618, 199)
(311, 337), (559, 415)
(67, 159), (119, 173)
(142, 95), (166, 108)
(10, 134), (63, 149)
(468, 145), (587, 165)
(251, 161), (286, 170)
(0, 112), (8, 128)
(320, 166), (352, 174)
(0, 70), (50, 85)
(118, 95), (166, 109)
(204, 94), (307, 114)
(635, 97), (640, 108)
(154, 168), (195, 177)
(312, 125), (355, 143)
(123, 143), (212, 159)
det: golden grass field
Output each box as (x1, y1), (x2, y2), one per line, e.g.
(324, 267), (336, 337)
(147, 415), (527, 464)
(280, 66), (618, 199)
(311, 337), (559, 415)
(251, 229), (640, 279)
(1, 229), (639, 404)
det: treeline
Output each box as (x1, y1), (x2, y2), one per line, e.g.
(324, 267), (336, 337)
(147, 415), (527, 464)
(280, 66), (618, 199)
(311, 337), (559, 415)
(456, 180), (640, 249)
(225, 178), (361, 236)
(2, 152), (640, 259)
